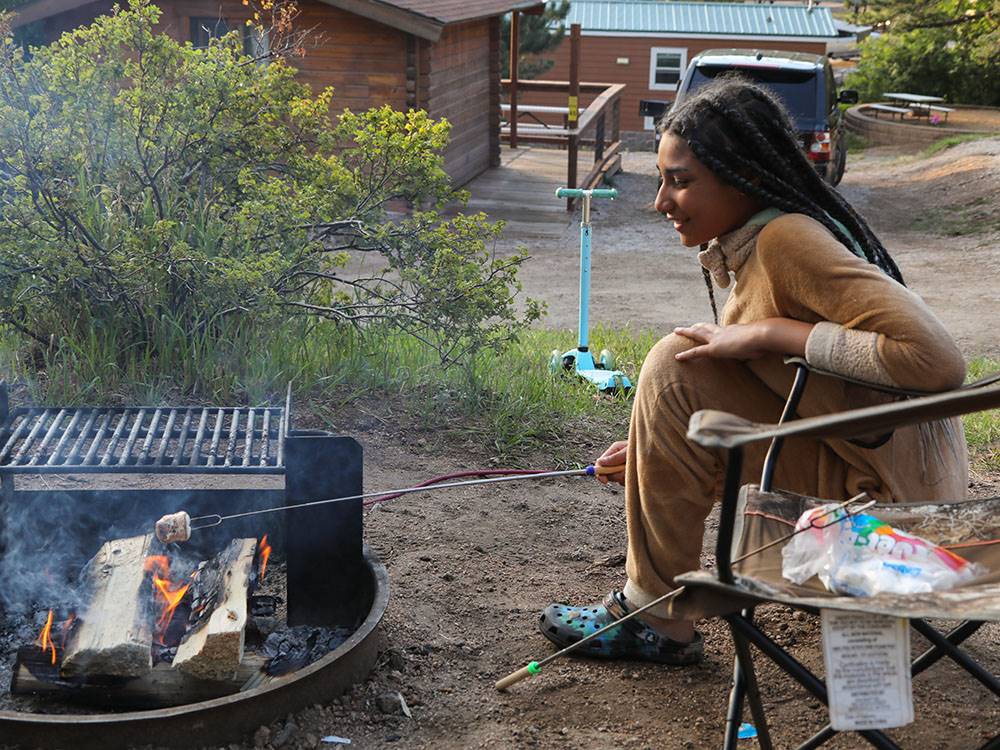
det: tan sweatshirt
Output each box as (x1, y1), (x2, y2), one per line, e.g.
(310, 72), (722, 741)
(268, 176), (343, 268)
(704, 211), (968, 503)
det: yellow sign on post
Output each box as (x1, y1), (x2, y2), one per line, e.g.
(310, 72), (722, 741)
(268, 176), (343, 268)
(567, 95), (579, 125)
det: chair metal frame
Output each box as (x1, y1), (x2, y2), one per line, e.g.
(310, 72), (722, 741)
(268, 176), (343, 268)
(706, 364), (1000, 750)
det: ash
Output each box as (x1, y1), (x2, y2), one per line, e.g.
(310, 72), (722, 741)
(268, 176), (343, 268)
(0, 607), (88, 715)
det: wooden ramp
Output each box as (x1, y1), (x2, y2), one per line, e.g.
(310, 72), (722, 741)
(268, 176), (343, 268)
(450, 147), (597, 238)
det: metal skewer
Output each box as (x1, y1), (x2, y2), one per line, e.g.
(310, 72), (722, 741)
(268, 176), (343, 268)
(186, 464), (621, 530)
(495, 492), (877, 691)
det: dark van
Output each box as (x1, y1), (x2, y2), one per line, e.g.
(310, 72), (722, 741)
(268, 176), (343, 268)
(640, 49), (859, 186)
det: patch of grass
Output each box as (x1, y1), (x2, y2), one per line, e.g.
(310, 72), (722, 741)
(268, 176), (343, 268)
(920, 133), (991, 158)
(912, 196), (1000, 237)
(844, 131), (869, 153)
(4, 324), (997, 473)
(0, 321), (660, 465)
(964, 357), (1000, 473)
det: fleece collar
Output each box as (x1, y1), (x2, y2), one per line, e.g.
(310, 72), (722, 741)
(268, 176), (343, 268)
(698, 207), (783, 289)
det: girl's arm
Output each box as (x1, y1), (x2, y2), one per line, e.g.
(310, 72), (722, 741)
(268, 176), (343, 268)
(754, 214), (965, 392)
(674, 318), (813, 361)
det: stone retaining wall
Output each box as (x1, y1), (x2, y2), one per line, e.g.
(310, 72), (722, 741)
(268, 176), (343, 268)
(845, 104), (998, 147)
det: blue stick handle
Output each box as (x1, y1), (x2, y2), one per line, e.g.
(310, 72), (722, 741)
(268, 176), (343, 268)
(555, 187), (618, 199)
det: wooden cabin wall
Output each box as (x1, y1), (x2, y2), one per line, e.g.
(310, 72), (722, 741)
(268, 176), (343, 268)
(29, 0), (497, 186)
(425, 19), (493, 188)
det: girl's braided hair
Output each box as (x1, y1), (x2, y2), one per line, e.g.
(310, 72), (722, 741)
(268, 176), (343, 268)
(659, 76), (905, 306)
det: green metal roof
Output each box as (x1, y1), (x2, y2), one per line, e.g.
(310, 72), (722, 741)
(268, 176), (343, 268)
(566, 1), (839, 38)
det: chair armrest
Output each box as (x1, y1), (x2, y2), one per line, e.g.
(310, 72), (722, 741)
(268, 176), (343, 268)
(782, 356), (932, 397)
(784, 356), (1000, 393)
(687, 383), (1000, 449)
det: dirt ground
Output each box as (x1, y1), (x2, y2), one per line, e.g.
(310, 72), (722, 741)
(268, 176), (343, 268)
(6, 141), (1000, 750)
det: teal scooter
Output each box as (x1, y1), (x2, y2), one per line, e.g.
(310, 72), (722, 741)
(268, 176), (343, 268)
(548, 187), (632, 393)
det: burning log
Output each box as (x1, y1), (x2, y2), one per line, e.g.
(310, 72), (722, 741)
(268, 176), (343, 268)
(61, 534), (155, 678)
(12, 645), (267, 709)
(171, 538), (257, 681)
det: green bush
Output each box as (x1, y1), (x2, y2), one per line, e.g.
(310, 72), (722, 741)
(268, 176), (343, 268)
(0, 0), (540, 391)
(847, 26), (1000, 106)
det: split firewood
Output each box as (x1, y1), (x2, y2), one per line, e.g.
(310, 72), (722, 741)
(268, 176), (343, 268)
(171, 538), (256, 681)
(61, 534), (154, 678)
(155, 511), (191, 544)
(12, 645), (266, 709)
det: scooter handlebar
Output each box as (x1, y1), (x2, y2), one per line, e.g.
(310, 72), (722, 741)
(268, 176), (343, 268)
(555, 187), (618, 200)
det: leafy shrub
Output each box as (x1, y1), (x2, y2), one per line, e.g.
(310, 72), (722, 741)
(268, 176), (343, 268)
(0, 0), (540, 383)
(846, 26), (1000, 106)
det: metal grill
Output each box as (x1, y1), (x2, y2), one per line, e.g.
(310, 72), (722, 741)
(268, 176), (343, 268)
(0, 405), (286, 473)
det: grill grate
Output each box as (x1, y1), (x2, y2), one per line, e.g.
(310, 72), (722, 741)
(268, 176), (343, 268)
(0, 406), (286, 473)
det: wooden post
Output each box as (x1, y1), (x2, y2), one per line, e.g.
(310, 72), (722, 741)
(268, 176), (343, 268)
(566, 23), (581, 210)
(508, 11), (519, 149)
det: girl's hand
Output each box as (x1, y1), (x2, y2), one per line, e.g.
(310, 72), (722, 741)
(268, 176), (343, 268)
(674, 319), (814, 362)
(595, 440), (628, 486)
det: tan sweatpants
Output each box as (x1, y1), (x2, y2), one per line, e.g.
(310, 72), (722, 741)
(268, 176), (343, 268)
(622, 334), (830, 617)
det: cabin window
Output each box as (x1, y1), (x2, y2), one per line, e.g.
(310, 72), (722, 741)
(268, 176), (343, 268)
(648, 47), (687, 92)
(190, 17), (269, 59)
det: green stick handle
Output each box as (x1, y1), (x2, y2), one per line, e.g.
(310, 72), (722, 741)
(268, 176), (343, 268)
(495, 661), (540, 691)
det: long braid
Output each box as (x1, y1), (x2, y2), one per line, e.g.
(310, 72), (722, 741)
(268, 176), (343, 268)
(700, 258), (718, 324)
(661, 77), (906, 289)
(734, 86), (905, 283)
(688, 141), (867, 264)
(700, 100), (895, 274)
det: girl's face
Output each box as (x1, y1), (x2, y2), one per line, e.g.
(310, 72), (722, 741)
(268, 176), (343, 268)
(655, 132), (764, 247)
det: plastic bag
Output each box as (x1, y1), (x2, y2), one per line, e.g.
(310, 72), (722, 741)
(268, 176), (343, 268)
(781, 503), (982, 596)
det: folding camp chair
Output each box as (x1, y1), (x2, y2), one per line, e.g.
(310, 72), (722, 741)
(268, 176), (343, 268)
(670, 361), (1000, 750)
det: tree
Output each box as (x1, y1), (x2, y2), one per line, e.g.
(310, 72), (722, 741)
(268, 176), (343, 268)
(0, 1), (541, 372)
(845, 0), (1000, 105)
(500, 1), (570, 79)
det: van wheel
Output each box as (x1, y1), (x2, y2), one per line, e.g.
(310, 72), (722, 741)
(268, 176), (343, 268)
(831, 142), (848, 187)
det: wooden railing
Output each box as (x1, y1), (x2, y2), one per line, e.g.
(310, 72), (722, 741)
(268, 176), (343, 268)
(500, 80), (624, 209)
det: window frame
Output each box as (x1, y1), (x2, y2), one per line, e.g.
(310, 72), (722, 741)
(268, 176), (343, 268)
(648, 46), (687, 92)
(189, 15), (269, 60)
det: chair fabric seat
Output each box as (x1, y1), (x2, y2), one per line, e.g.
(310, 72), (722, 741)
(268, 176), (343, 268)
(671, 488), (1000, 622)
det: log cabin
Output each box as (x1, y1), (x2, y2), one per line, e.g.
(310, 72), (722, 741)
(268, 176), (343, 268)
(8, 0), (544, 186)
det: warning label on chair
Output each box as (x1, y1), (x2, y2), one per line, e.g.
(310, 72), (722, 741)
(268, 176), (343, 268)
(821, 609), (914, 731)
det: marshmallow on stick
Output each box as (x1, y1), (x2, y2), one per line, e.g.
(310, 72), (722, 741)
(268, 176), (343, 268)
(155, 511), (191, 544)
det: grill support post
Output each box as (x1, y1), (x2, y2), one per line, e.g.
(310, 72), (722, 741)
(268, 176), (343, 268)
(284, 432), (364, 627)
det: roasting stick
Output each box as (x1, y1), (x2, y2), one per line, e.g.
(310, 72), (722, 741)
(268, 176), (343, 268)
(155, 464), (624, 542)
(494, 493), (874, 691)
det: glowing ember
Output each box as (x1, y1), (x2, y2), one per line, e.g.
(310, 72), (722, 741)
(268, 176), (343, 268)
(144, 555), (191, 641)
(259, 534), (272, 581)
(36, 609), (57, 665)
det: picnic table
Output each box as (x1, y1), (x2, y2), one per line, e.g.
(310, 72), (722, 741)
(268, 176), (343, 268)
(500, 103), (584, 131)
(882, 92), (954, 122)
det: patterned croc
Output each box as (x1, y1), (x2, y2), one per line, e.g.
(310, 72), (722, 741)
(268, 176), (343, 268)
(538, 591), (703, 665)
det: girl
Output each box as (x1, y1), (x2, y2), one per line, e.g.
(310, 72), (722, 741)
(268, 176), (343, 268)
(538, 77), (967, 664)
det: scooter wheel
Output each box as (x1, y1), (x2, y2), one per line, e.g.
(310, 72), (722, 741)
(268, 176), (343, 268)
(599, 349), (615, 371)
(561, 354), (576, 371)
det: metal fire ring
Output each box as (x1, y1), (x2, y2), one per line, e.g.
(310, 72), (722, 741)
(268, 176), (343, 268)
(0, 548), (389, 749)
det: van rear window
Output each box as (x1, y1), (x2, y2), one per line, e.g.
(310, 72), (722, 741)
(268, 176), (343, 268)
(688, 66), (818, 124)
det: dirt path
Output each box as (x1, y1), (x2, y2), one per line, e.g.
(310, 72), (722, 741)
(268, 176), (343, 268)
(216, 142), (1000, 750)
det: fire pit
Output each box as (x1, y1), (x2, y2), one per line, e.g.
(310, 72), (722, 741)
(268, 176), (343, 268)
(0, 385), (388, 748)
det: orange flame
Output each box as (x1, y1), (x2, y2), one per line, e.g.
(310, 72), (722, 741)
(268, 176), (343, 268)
(36, 609), (57, 665)
(144, 555), (190, 640)
(259, 534), (272, 581)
